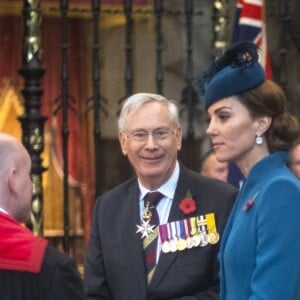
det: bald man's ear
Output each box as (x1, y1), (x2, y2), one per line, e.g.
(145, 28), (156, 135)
(7, 169), (17, 194)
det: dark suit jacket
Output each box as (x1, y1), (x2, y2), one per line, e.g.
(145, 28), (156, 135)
(84, 165), (237, 300)
(0, 245), (86, 300)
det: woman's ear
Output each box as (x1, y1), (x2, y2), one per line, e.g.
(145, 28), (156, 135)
(256, 116), (272, 135)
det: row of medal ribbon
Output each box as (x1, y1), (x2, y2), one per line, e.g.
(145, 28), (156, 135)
(158, 213), (220, 253)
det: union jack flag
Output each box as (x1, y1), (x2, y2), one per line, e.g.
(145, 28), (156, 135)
(232, 0), (272, 79)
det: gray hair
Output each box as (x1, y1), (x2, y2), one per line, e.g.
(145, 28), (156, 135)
(118, 93), (180, 131)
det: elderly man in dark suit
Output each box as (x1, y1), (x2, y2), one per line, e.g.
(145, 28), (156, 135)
(0, 133), (86, 300)
(84, 93), (237, 300)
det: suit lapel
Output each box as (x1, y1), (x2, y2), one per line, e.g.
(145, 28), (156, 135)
(121, 182), (148, 292)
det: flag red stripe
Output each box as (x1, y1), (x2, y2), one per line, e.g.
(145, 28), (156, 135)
(240, 4), (262, 21)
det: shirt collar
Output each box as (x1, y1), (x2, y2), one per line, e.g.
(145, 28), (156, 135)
(138, 161), (180, 200)
(0, 207), (9, 215)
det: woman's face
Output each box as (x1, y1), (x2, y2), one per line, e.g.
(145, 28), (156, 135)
(206, 96), (259, 164)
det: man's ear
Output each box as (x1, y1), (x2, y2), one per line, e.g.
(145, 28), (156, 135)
(175, 126), (183, 151)
(119, 132), (128, 156)
(7, 168), (17, 193)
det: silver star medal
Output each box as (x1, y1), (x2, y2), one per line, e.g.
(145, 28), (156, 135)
(136, 201), (156, 239)
(136, 220), (155, 239)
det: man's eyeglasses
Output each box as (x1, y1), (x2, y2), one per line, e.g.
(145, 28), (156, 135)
(123, 127), (177, 143)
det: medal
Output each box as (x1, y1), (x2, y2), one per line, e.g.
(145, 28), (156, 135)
(136, 220), (155, 239)
(162, 240), (171, 253)
(136, 201), (156, 239)
(169, 222), (178, 252)
(176, 220), (186, 251)
(159, 224), (170, 253)
(197, 215), (208, 246)
(184, 218), (194, 249)
(206, 213), (220, 244)
(186, 236), (194, 248)
(190, 217), (198, 236)
(196, 215), (207, 228)
(192, 234), (201, 247)
(177, 238), (186, 251)
(169, 239), (178, 252)
(207, 232), (220, 244)
(199, 231), (208, 247)
(190, 217), (200, 247)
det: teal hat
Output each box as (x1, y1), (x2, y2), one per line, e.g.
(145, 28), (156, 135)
(194, 41), (265, 109)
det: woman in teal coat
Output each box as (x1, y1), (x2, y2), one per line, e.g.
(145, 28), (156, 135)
(195, 41), (300, 299)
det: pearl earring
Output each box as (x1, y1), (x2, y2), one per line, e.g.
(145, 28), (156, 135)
(256, 133), (263, 145)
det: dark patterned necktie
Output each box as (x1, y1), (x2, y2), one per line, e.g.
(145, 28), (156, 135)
(143, 191), (163, 284)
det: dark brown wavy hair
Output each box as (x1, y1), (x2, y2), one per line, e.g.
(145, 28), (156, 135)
(238, 80), (300, 153)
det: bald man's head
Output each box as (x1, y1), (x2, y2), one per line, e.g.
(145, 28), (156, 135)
(0, 133), (32, 222)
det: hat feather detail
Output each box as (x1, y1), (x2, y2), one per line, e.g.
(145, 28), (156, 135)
(194, 41), (260, 96)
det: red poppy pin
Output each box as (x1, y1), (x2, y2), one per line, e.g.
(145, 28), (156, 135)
(179, 190), (196, 215)
(243, 192), (259, 211)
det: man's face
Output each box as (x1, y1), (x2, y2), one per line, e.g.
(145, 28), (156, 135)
(201, 153), (228, 182)
(119, 101), (182, 190)
(290, 144), (300, 179)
